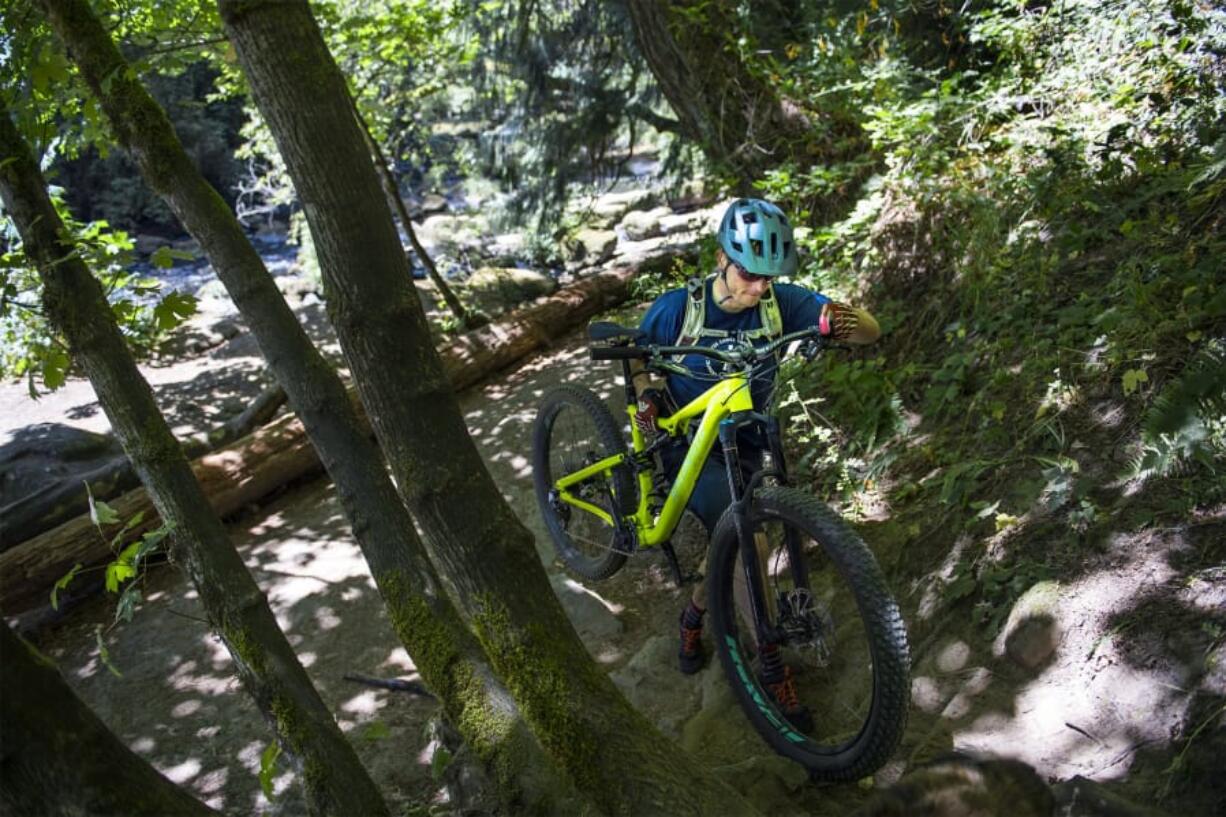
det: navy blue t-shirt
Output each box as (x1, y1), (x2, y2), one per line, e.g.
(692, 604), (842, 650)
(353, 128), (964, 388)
(638, 278), (829, 410)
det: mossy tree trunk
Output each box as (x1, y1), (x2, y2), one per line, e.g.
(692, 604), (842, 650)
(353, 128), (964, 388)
(217, 2), (760, 814)
(624, 0), (813, 187)
(0, 622), (216, 816)
(0, 106), (387, 817)
(35, 0), (582, 809)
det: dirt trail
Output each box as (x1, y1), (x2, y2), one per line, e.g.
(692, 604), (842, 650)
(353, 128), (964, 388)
(8, 302), (1220, 815)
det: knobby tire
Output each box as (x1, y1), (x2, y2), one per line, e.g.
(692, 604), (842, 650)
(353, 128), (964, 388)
(532, 385), (635, 581)
(708, 486), (910, 781)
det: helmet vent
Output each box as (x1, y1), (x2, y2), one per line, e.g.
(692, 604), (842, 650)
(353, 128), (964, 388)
(783, 240), (792, 258)
(730, 240), (744, 252)
(770, 233), (778, 257)
(750, 238), (763, 257)
(741, 211), (758, 225)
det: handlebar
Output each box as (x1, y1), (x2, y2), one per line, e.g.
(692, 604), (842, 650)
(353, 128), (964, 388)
(588, 324), (832, 369)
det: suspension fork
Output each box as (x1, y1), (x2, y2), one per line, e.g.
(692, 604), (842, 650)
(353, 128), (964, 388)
(721, 416), (778, 647)
(763, 416), (811, 591)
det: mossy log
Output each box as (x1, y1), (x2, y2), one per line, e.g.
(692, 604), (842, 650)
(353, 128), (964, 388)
(0, 265), (641, 615)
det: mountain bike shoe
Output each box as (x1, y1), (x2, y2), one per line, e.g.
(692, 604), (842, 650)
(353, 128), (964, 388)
(678, 612), (706, 675)
(762, 665), (814, 733)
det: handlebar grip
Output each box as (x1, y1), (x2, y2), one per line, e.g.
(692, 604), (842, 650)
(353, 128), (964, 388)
(590, 346), (648, 361)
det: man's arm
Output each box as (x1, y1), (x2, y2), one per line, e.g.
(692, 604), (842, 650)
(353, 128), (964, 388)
(629, 359), (667, 399)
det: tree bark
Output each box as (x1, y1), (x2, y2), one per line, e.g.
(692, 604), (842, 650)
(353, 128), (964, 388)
(35, 0), (583, 809)
(0, 105), (387, 817)
(0, 623), (218, 816)
(218, 2), (758, 813)
(624, 0), (812, 187)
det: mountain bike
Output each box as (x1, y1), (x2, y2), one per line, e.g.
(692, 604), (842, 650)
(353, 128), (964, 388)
(531, 321), (910, 781)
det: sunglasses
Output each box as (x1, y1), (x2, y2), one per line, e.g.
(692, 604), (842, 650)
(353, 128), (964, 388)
(731, 262), (771, 285)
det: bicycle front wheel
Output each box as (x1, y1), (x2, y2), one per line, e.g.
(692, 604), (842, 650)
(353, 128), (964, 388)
(532, 385), (635, 581)
(708, 486), (910, 781)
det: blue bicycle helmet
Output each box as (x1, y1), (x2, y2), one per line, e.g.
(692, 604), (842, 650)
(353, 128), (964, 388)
(716, 198), (798, 277)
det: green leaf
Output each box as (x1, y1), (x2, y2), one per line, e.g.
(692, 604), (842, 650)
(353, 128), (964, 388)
(133, 525), (171, 567)
(152, 290), (197, 332)
(105, 559), (136, 594)
(150, 246), (174, 269)
(361, 720), (390, 741)
(86, 483), (120, 527)
(95, 628), (122, 678)
(42, 348), (70, 391)
(1122, 367), (1149, 395)
(115, 586), (142, 623)
(51, 562), (84, 610)
(430, 746), (453, 781)
(259, 742), (282, 800)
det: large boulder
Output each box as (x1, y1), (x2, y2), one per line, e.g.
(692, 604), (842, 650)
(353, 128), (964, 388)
(853, 754), (1054, 817)
(994, 580), (1061, 671)
(548, 573), (623, 641)
(588, 189), (661, 227)
(658, 210), (708, 236)
(572, 228), (618, 264)
(487, 232), (526, 266)
(610, 635), (704, 737)
(619, 206), (673, 242)
(458, 267), (557, 315)
(416, 213), (483, 252)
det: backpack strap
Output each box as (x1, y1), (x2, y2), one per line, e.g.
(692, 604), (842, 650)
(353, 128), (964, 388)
(675, 276), (709, 348)
(758, 283), (783, 339)
(674, 274), (783, 351)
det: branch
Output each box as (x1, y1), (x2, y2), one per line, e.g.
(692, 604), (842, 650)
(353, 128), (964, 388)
(625, 103), (682, 135)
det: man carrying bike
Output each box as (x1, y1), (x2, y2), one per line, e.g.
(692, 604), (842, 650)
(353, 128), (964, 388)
(631, 197), (881, 726)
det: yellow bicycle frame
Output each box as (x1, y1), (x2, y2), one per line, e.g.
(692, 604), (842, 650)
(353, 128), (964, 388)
(551, 373), (756, 549)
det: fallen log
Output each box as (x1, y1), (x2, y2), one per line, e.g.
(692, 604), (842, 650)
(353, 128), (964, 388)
(0, 261), (665, 615)
(0, 383), (287, 551)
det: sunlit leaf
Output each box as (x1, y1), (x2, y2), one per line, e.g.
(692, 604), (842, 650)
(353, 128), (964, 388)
(86, 483), (120, 527)
(51, 562), (85, 610)
(259, 742), (282, 800)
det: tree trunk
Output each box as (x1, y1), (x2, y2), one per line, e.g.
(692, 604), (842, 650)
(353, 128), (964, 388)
(624, 0), (811, 187)
(36, 0), (583, 809)
(351, 97), (482, 330)
(218, 2), (759, 813)
(0, 105), (387, 817)
(0, 623), (218, 816)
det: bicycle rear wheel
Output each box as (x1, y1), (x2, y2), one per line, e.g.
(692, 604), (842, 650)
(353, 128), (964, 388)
(707, 486), (909, 781)
(532, 385), (635, 581)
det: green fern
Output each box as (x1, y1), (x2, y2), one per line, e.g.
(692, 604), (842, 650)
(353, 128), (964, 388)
(1128, 341), (1226, 480)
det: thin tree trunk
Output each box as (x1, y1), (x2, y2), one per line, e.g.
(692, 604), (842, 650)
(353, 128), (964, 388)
(35, 0), (583, 809)
(0, 623), (218, 816)
(218, 2), (759, 813)
(0, 107), (387, 817)
(350, 96), (482, 329)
